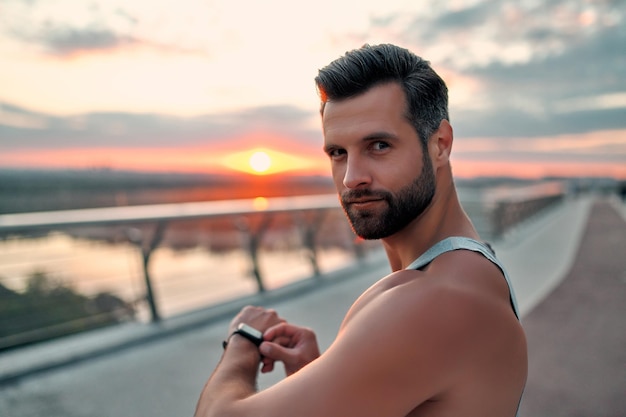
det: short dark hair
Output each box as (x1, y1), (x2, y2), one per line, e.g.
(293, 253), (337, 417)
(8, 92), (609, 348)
(315, 44), (449, 146)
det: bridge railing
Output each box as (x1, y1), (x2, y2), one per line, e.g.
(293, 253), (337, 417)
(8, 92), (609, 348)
(0, 183), (568, 350)
(483, 181), (568, 238)
(0, 194), (375, 349)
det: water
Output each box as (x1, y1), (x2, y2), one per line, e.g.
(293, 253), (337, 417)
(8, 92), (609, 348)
(0, 230), (363, 320)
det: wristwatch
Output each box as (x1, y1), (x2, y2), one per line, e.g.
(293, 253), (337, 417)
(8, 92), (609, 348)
(222, 323), (264, 349)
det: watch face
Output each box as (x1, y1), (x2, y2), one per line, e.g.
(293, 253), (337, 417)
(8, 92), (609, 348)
(238, 323), (263, 340)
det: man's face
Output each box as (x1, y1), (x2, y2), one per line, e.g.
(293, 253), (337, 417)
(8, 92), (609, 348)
(322, 83), (436, 240)
(340, 153), (434, 239)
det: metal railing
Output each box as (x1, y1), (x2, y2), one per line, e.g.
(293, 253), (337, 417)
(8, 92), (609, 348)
(0, 182), (569, 350)
(483, 181), (567, 238)
(0, 194), (358, 326)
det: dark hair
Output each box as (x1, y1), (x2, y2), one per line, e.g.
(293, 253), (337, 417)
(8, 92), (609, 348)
(315, 44), (449, 146)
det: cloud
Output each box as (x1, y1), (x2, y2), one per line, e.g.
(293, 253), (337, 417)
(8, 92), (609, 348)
(399, 0), (625, 69)
(2, 3), (207, 57)
(431, 1), (493, 30)
(39, 27), (133, 56)
(0, 0), (624, 178)
(0, 103), (49, 129)
(449, 23), (626, 138)
(363, 1), (626, 139)
(553, 93), (626, 113)
(2, 0), (132, 56)
(0, 102), (322, 152)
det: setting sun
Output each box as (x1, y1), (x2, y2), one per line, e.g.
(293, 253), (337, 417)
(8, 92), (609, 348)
(220, 147), (318, 176)
(249, 151), (272, 173)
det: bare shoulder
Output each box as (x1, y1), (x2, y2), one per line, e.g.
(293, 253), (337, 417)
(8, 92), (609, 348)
(345, 249), (520, 346)
(334, 249), (527, 412)
(347, 247), (518, 328)
(364, 248), (525, 351)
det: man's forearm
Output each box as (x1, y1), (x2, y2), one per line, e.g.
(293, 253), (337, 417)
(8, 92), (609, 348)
(194, 338), (261, 417)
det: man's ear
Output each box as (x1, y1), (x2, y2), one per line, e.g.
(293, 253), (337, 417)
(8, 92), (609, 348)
(430, 119), (453, 166)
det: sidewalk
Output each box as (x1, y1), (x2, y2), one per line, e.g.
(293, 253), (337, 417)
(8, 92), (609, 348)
(518, 197), (626, 417)
(1, 194), (620, 417)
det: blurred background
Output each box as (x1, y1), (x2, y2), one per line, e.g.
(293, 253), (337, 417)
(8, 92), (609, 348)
(0, 0), (625, 415)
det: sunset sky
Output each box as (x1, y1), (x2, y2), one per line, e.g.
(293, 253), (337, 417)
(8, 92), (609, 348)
(1, 0), (625, 179)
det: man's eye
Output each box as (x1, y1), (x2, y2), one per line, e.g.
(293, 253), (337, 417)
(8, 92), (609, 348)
(371, 141), (390, 151)
(327, 148), (346, 158)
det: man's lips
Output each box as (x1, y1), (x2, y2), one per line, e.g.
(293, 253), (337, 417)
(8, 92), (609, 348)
(345, 198), (385, 206)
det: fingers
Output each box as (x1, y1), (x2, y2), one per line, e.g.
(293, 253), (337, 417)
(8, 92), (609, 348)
(258, 340), (317, 377)
(225, 306), (321, 377)
(259, 340), (289, 361)
(258, 341), (302, 376)
(229, 306), (285, 334)
(260, 356), (276, 374)
(264, 322), (304, 342)
(259, 325), (321, 377)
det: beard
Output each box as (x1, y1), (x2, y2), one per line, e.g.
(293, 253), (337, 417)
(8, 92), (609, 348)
(340, 155), (435, 240)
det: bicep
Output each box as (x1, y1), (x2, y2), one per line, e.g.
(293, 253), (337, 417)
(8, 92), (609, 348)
(242, 335), (419, 417)
(238, 290), (461, 417)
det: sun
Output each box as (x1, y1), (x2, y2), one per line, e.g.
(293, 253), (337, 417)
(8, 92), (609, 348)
(249, 151), (271, 173)
(220, 147), (320, 175)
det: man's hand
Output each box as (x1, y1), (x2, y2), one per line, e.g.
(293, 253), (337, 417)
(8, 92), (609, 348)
(227, 305), (285, 336)
(259, 322), (321, 376)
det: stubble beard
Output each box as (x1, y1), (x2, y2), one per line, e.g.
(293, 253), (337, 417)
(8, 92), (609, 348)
(340, 155), (436, 240)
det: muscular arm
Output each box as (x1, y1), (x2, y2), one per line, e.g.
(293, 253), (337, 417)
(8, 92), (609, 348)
(195, 306), (287, 417)
(196, 284), (456, 416)
(194, 257), (525, 417)
(194, 336), (260, 417)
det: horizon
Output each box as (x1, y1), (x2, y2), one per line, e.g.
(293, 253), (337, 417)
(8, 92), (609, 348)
(1, 165), (621, 184)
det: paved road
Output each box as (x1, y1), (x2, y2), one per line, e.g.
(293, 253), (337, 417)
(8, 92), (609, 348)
(518, 198), (626, 417)
(1, 194), (623, 417)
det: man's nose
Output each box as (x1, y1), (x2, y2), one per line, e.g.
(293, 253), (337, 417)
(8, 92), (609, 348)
(342, 156), (371, 189)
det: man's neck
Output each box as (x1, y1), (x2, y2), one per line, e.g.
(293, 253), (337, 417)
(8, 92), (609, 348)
(381, 184), (477, 271)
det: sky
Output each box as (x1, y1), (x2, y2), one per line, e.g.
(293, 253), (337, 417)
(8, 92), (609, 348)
(0, 0), (625, 179)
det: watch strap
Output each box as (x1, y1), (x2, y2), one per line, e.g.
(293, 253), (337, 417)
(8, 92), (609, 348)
(222, 323), (263, 349)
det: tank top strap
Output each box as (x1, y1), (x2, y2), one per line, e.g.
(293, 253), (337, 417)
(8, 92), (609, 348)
(405, 236), (521, 319)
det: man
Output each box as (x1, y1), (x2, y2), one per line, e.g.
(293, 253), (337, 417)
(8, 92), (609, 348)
(194, 43), (527, 417)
